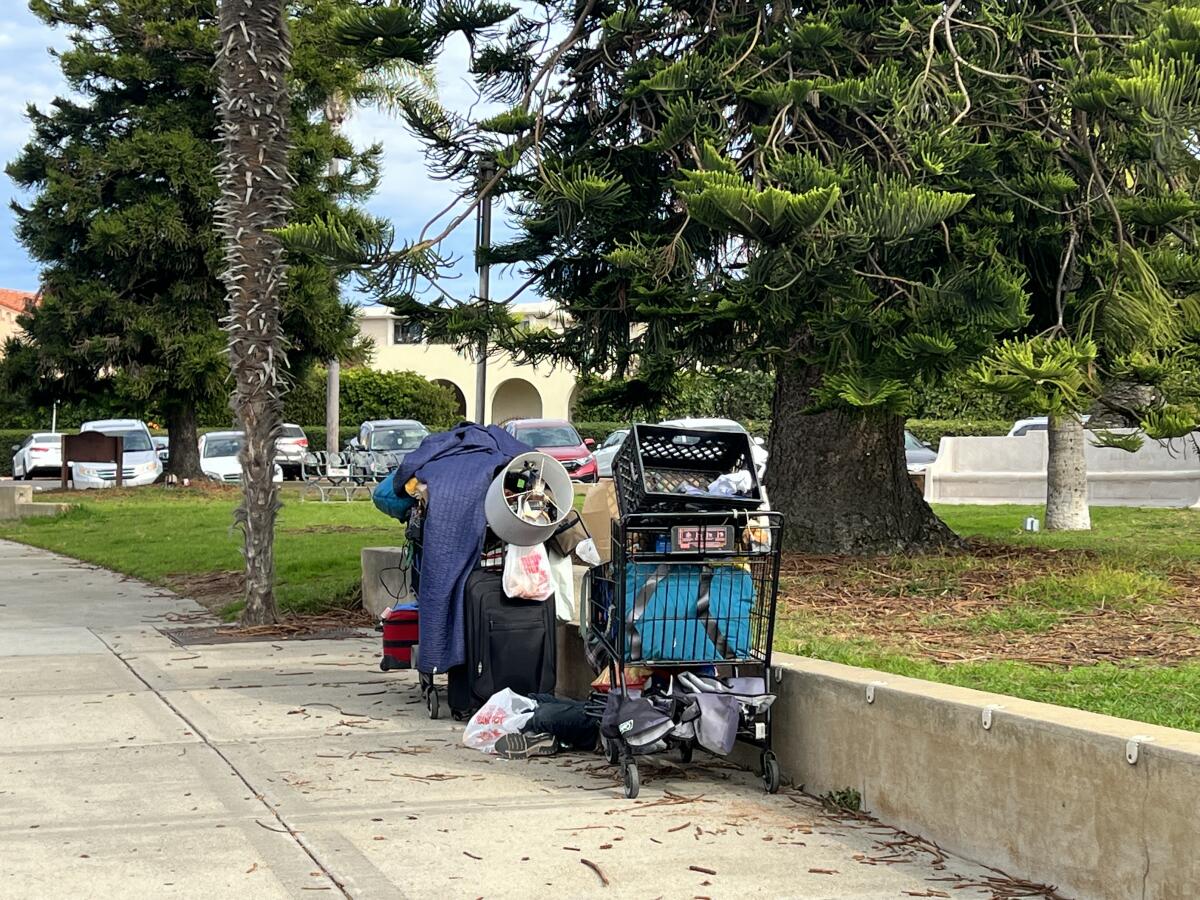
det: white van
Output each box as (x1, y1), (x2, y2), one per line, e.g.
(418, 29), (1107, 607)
(72, 418), (162, 488)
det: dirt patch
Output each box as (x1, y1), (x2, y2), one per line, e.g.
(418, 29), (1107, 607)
(166, 569), (244, 612)
(778, 540), (1200, 667)
(162, 607), (374, 645)
(280, 524), (383, 535)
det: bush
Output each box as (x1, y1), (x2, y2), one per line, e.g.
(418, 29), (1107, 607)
(280, 367), (459, 431)
(573, 420), (629, 443)
(906, 418), (1011, 448)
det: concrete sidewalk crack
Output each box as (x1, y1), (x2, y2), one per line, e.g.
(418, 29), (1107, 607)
(89, 627), (352, 899)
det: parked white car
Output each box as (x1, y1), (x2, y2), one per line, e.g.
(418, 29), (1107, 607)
(200, 431), (283, 484)
(658, 417), (769, 480)
(275, 423), (309, 478)
(72, 419), (162, 488)
(11, 432), (63, 480)
(1008, 415), (1090, 436)
(593, 428), (629, 478)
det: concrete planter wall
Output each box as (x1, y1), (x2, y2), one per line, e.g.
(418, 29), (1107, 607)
(555, 624), (1200, 899)
(925, 432), (1200, 507)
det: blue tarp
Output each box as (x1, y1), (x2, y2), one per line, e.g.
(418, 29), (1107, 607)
(379, 423), (530, 674)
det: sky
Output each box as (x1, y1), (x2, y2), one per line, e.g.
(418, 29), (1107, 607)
(0, 4), (526, 305)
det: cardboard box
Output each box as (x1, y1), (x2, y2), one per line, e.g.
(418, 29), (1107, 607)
(580, 479), (620, 563)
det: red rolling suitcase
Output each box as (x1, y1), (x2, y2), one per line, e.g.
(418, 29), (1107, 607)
(380, 604), (418, 671)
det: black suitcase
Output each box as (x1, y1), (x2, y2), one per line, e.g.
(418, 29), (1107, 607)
(449, 568), (557, 716)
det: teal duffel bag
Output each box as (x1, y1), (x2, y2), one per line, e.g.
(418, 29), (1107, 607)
(623, 563), (755, 663)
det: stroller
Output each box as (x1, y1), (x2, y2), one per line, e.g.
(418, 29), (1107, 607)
(585, 510), (784, 799)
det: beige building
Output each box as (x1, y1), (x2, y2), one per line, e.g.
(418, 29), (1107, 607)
(356, 301), (580, 423)
(0, 289), (36, 352)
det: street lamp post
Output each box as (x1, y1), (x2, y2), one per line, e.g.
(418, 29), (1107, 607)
(474, 157), (495, 425)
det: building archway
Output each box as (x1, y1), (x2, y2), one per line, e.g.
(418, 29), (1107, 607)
(432, 379), (467, 420)
(567, 381), (583, 419)
(491, 378), (543, 424)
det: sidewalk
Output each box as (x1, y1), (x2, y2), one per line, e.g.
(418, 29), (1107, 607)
(0, 539), (1003, 898)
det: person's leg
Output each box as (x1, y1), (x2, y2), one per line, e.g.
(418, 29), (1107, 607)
(525, 697), (598, 750)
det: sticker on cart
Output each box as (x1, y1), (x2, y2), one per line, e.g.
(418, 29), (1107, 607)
(671, 524), (734, 553)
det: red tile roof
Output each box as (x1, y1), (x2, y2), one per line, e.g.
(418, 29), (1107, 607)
(0, 289), (38, 314)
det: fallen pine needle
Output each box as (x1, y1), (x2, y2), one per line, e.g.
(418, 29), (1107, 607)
(667, 822), (691, 833)
(581, 858), (609, 887)
(809, 868), (838, 875)
(689, 865), (717, 875)
(463, 851), (482, 860)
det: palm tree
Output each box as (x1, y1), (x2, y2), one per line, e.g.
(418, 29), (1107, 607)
(215, 0), (293, 625)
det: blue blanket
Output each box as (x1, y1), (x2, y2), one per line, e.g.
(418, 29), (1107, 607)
(624, 563), (755, 663)
(385, 424), (530, 673)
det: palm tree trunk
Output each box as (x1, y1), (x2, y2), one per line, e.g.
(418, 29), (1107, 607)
(1045, 412), (1091, 531)
(215, 0), (293, 625)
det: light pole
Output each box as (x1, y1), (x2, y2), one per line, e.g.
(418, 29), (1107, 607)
(324, 93), (347, 455)
(474, 156), (495, 424)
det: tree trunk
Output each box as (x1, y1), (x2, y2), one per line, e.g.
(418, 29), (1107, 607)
(767, 360), (959, 554)
(1045, 412), (1090, 531)
(165, 401), (203, 481)
(216, 0), (293, 626)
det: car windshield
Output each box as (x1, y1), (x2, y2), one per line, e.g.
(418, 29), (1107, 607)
(35, 434), (62, 444)
(369, 427), (427, 451)
(281, 425), (305, 438)
(516, 425), (582, 447)
(204, 436), (242, 458)
(1015, 424), (1047, 436)
(904, 432), (924, 450)
(103, 430), (152, 452)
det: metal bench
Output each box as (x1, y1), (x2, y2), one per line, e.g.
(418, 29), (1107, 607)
(300, 451), (376, 501)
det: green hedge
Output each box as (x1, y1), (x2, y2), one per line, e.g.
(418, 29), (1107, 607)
(906, 418), (1010, 447)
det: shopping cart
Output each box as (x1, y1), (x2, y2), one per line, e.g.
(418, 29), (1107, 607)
(585, 509), (784, 799)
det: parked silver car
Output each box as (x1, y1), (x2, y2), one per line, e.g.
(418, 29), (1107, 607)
(593, 428), (629, 478)
(348, 419), (430, 471)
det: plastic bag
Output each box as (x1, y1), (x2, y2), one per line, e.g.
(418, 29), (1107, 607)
(462, 688), (537, 753)
(503, 542), (554, 601)
(575, 538), (601, 567)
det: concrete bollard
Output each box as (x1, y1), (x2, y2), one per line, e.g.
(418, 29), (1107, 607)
(360, 546), (411, 618)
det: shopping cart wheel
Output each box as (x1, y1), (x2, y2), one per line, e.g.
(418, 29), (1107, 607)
(427, 687), (440, 720)
(602, 736), (620, 766)
(677, 742), (693, 764)
(761, 751), (780, 794)
(622, 762), (640, 800)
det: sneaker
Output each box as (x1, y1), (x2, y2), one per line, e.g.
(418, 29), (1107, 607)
(494, 732), (559, 759)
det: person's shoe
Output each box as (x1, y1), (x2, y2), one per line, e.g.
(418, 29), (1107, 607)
(495, 732), (559, 759)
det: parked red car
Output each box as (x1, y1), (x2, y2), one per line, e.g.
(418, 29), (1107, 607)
(502, 418), (598, 482)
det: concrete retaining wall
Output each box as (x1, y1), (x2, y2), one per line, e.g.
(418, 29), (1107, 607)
(555, 626), (1200, 899)
(925, 432), (1200, 507)
(0, 484), (69, 520)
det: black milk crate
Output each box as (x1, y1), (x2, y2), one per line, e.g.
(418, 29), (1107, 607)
(611, 424), (763, 516)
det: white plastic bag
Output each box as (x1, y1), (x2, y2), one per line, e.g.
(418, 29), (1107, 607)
(462, 688), (537, 753)
(575, 537), (601, 567)
(503, 542), (554, 601)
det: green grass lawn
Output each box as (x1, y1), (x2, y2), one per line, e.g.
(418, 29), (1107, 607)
(0, 486), (400, 617)
(3, 490), (1198, 730)
(776, 504), (1200, 732)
